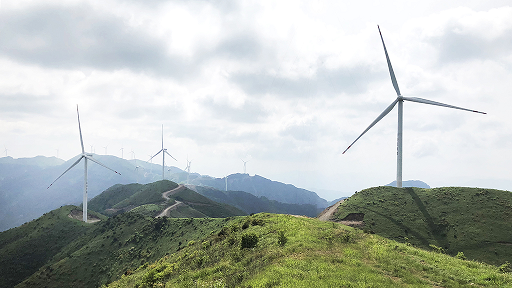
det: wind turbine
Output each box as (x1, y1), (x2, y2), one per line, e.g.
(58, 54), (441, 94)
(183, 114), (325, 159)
(148, 125), (177, 180)
(48, 106), (121, 222)
(120, 147), (124, 159)
(241, 159), (249, 174)
(343, 26), (486, 188)
(103, 145), (108, 155)
(4, 146), (7, 157)
(184, 157), (192, 184)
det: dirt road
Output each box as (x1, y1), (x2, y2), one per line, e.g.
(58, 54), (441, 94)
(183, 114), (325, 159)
(317, 199), (344, 221)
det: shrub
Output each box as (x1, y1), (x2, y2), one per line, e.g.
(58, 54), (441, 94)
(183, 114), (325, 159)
(241, 233), (258, 249)
(429, 244), (445, 254)
(456, 252), (467, 260)
(499, 262), (511, 273)
(278, 231), (287, 247)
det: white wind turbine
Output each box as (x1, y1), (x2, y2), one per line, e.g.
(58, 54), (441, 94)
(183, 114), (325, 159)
(241, 159), (249, 174)
(184, 157), (192, 184)
(148, 125), (177, 180)
(48, 106), (121, 222)
(343, 26), (486, 188)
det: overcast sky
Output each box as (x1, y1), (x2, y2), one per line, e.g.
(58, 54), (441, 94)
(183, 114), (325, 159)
(1, 0), (511, 200)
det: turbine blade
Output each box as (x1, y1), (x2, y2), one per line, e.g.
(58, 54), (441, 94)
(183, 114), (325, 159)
(47, 156), (84, 188)
(343, 99), (399, 154)
(378, 25), (401, 96)
(402, 97), (486, 114)
(85, 155), (121, 175)
(148, 150), (163, 162)
(164, 150), (177, 161)
(77, 105), (85, 154)
(161, 124), (164, 149)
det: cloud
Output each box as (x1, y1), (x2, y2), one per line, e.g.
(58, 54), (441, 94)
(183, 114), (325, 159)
(0, 4), (193, 78)
(413, 7), (512, 64)
(231, 63), (379, 98)
(200, 98), (268, 123)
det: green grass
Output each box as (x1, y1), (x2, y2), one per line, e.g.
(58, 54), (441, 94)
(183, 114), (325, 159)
(15, 212), (228, 288)
(112, 180), (178, 209)
(0, 205), (98, 288)
(88, 183), (144, 213)
(333, 186), (512, 266)
(105, 213), (512, 288)
(129, 203), (171, 217)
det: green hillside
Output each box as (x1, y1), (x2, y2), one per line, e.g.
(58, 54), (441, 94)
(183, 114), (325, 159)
(11, 208), (228, 288)
(106, 213), (512, 287)
(88, 180), (245, 218)
(0, 206), (103, 288)
(332, 186), (512, 266)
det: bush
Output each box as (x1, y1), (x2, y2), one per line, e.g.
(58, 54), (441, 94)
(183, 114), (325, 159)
(499, 262), (511, 273)
(429, 244), (445, 254)
(278, 231), (287, 247)
(241, 233), (258, 249)
(456, 251), (466, 260)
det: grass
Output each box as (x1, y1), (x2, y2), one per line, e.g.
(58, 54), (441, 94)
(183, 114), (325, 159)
(0, 205), (97, 288)
(105, 213), (512, 287)
(15, 212), (228, 288)
(333, 186), (512, 266)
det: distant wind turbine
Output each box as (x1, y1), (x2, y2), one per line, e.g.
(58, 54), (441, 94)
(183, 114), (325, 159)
(103, 145), (108, 155)
(130, 150), (136, 160)
(225, 175), (228, 191)
(148, 125), (177, 180)
(241, 159), (249, 174)
(48, 105), (121, 222)
(120, 147), (124, 159)
(185, 157), (192, 184)
(343, 26), (486, 188)
(4, 146), (7, 157)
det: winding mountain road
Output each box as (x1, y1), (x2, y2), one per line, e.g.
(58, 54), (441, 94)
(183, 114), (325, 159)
(155, 184), (186, 218)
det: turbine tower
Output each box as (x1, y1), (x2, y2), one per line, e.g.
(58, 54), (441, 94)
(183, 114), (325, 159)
(241, 159), (249, 174)
(148, 125), (177, 180)
(48, 105), (121, 222)
(184, 157), (192, 184)
(343, 26), (485, 188)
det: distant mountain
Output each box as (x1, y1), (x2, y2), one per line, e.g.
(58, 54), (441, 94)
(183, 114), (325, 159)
(188, 185), (321, 217)
(178, 173), (329, 209)
(386, 180), (430, 188)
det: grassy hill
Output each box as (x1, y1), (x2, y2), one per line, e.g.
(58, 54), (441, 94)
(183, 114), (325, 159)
(3, 205), (229, 288)
(0, 206), (104, 288)
(88, 180), (245, 218)
(191, 185), (321, 217)
(105, 213), (512, 287)
(332, 186), (512, 266)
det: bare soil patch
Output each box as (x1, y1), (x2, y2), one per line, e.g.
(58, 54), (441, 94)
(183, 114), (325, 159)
(68, 209), (101, 223)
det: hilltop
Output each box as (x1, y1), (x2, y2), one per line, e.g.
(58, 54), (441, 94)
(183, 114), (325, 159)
(331, 186), (512, 266)
(89, 180), (245, 218)
(105, 213), (512, 287)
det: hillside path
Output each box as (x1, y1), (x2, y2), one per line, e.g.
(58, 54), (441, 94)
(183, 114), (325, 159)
(156, 201), (184, 218)
(162, 184), (186, 200)
(155, 184), (187, 218)
(317, 199), (344, 221)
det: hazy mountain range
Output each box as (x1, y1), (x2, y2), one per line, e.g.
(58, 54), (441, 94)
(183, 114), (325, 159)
(0, 155), (332, 231)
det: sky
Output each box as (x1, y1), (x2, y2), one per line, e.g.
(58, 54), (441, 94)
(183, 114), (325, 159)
(1, 0), (511, 200)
